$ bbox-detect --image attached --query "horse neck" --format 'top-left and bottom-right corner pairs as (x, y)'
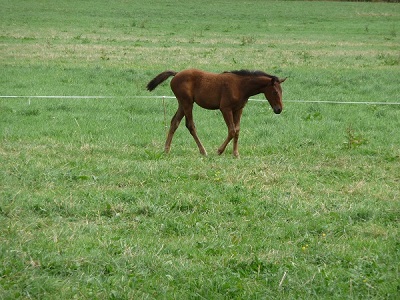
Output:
(242, 76), (272, 97)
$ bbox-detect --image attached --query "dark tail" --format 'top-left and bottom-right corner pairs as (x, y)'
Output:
(146, 70), (177, 91)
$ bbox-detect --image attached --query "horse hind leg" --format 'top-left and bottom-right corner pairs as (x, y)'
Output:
(183, 104), (207, 156)
(165, 106), (184, 153)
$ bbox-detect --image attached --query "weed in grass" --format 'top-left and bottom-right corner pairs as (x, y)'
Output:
(240, 35), (256, 46)
(377, 53), (400, 66)
(344, 126), (368, 149)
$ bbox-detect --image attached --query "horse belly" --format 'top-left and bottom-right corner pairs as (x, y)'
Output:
(194, 79), (223, 109)
(195, 94), (221, 110)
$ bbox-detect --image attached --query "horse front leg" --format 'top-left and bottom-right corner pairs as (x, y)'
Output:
(232, 109), (243, 158)
(218, 109), (237, 157)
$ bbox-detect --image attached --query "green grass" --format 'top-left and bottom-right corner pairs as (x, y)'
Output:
(1, 0), (400, 299)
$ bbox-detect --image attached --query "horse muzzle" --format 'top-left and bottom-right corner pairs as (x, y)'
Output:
(273, 107), (282, 114)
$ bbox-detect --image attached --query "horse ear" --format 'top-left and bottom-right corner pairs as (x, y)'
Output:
(279, 77), (287, 84)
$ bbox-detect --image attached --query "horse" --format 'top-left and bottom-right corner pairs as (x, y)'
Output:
(146, 68), (286, 157)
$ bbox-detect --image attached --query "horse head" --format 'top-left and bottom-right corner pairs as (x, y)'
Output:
(264, 77), (287, 114)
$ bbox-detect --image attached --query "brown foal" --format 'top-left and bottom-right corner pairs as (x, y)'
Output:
(147, 68), (286, 157)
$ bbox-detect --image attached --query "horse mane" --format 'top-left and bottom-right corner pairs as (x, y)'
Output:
(224, 69), (279, 81)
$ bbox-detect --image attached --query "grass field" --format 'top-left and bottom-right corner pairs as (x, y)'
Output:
(1, 0), (400, 299)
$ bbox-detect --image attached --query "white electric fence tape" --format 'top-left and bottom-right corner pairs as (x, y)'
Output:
(1, 95), (400, 105)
